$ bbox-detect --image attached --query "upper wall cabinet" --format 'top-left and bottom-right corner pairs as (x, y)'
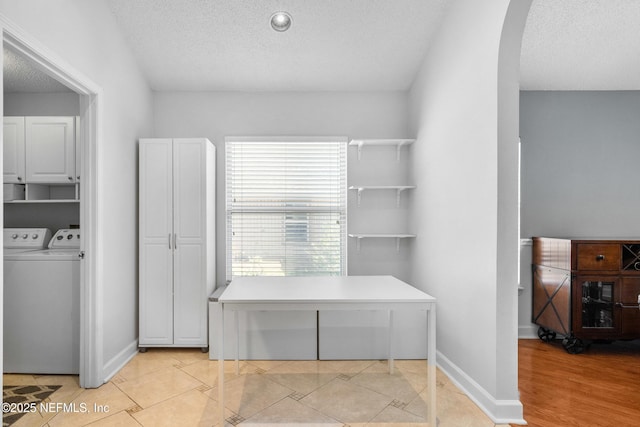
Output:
(25, 117), (76, 183)
(3, 116), (76, 185)
(3, 117), (26, 183)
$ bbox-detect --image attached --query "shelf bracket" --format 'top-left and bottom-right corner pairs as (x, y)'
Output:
(356, 141), (364, 161)
(396, 188), (405, 207)
(356, 236), (362, 252)
(396, 237), (400, 252)
(356, 188), (363, 206)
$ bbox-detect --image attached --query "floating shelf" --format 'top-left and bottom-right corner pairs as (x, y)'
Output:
(348, 233), (416, 252)
(348, 185), (416, 207)
(349, 139), (415, 161)
(4, 199), (79, 204)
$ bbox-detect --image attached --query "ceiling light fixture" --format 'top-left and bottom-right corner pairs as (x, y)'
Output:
(270, 11), (292, 32)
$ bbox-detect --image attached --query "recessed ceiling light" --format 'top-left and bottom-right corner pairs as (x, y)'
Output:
(270, 11), (292, 32)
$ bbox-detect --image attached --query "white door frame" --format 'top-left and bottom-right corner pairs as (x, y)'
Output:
(0, 17), (103, 388)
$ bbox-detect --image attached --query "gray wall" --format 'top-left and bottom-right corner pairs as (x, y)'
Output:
(4, 92), (79, 116)
(521, 91), (640, 238)
(519, 90), (640, 336)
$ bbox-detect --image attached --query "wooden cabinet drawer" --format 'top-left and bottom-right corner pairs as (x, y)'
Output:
(576, 244), (619, 271)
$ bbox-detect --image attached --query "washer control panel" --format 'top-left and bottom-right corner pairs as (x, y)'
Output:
(3, 228), (51, 249)
(49, 229), (81, 249)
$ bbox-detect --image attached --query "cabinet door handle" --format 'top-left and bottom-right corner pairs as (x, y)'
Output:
(174, 233), (177, 250)
(595, 254), (605, 261)
(168, 233), (172, 249)
(615, 302), (640, 310)
(17, 176), (22, 181)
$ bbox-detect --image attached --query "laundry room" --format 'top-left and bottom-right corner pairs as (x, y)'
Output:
(2, 43), (82, 375)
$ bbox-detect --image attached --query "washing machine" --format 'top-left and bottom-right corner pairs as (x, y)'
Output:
(3, 228), (80, 374)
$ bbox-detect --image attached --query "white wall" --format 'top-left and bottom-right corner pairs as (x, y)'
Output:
(0, 0), (154, 384)
(153, 91), (425, 359)
(153, 91), (410, 286)
(408, 0), (530, 423)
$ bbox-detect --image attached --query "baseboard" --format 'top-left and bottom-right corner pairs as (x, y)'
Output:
(101, 339), (138, 383)
(437, 351), (526, 425)
(518, 325), (538, 339)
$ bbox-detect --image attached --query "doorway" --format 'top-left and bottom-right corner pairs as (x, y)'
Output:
(1, 27), (101, 388)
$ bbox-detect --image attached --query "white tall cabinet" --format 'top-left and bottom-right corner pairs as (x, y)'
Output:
(139, 138), (216, 350)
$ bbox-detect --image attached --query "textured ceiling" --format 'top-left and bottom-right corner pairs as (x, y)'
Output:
(521, 0), (640, 90)
(4, 1), (640, 93)
(105, 0), (448, 91)
(3, 47), (71, 93)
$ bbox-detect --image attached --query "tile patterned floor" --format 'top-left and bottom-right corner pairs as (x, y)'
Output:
(3, 349), (510, 427)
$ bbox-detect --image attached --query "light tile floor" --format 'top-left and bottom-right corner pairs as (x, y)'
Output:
(4, 349), (511, 427)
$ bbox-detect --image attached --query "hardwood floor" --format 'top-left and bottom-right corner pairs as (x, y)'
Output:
(513, 338), (640, 427)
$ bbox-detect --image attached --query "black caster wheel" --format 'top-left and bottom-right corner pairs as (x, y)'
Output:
(537, 327), (557, 343)
(139, 347), (148, 353)
(201, 347), (208, 353)
(562, 336), (586, 354)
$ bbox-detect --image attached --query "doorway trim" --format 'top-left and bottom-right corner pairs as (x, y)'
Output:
(0, 15), (103, 388)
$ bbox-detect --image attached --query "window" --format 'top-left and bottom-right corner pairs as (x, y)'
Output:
(226, 137), (347, 278)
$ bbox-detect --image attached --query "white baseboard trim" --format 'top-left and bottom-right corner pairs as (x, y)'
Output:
(101, 340), (138, 383)
(518, 325), (538, 339)
(437, 350), (526, 425)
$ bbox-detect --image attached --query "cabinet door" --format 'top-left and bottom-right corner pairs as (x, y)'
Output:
(25, 117), (75, 183)
(75, 116), (81, 182)
(173, 139), (207, 346)
(619, 277), (640, 338)
(573, 276), (621, 339)
(3, 117), (26, 183)
(139, 139), (174, 345)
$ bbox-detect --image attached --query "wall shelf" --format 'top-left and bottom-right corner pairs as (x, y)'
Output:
(348, 185), (416, 207)
(5, 200), (79, 204)
(348, 233), (416, 252)
(3, 182), (79, 203)
(349, 139), (415, 161)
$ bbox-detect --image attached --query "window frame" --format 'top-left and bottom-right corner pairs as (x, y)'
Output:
(225, 136), (348, 280)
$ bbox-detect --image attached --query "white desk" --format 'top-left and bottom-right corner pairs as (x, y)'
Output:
(215, 275), (437, 426)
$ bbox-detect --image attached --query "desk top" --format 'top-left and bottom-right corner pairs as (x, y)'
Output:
(218, 275), (435, 304)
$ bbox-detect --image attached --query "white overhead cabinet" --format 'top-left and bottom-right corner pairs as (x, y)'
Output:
(3, 117), (26, 183)
(25, 116), (76, 183)
(139, 138), (216, 349)
(3, 116), (80, 202)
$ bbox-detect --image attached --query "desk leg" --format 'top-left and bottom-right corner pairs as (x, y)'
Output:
(427, 305), (437, 426)
(388, 309), (394, 374)
(234, 310), (240, 375)
(217, 303), (225, 427)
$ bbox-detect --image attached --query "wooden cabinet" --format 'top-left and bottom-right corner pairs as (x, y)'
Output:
(533, 237), (640, 353)
(139, 138), (216, 349)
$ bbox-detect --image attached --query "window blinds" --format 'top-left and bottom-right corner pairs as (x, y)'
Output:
(226, 137), (347, 279)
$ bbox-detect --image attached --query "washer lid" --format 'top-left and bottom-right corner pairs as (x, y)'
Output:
(6, 249), (80, 261)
